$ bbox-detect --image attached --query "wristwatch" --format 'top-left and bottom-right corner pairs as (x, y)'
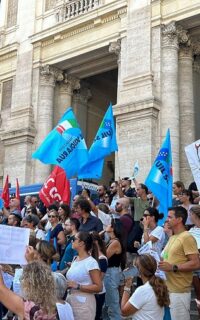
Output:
(76, 284), (81, 290)
(172, 265), (178, 272)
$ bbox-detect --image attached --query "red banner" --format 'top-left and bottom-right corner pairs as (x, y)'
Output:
(39, 166), (70, 207)
(2, 175), (10, 208)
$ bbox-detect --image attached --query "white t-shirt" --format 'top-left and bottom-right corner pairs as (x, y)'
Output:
(66, 256), (99, 285)
(142, 226), (165, 256)
(129, 281), (164, 320)
(189, 226), (200, 249)
(35, 228), (45, 240)
(56, 302), (74, 320)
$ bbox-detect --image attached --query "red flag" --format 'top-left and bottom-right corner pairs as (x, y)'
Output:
(39, 166), (70, 207)
(16, 178), (21, 209)
(1, 175), (10, 208)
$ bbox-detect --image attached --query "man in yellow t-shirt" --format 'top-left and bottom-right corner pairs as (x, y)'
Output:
(159, 206), (200, 320)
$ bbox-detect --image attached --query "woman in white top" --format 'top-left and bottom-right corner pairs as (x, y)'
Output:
(121, 254), (170, 320)
(66, 231), (102, 320)
(141, 207), (165, 256)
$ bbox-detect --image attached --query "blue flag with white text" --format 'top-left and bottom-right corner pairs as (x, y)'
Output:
(145, 129), (173, 223)
(78, 103), (118, 179)
(32, 108), (88, 178)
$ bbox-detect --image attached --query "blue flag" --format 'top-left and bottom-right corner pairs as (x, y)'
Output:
(32, 108), (88, 178)
(78, 103), (118, 179)
(145, 129), (173, 223)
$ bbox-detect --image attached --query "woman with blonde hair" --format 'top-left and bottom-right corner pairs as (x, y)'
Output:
(0, 261), (57, 319)
(121, 254), (170, 319)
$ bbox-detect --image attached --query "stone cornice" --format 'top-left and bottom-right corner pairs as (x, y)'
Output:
(0, 42), (19, 62)
(113, 98), (160, 120)
(31, 0), (127, 47)
(1, 128), (36, 145)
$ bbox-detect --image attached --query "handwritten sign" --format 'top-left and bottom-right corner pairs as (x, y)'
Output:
(0, 225), (30, 265)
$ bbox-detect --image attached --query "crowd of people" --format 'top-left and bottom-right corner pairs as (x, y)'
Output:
(0, 177), (200, 320)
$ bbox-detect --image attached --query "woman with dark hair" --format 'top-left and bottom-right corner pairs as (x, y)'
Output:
(179, 189), (195, 226)
(26, 240), (60, 266)
(140, 207), (165, 257)
(91, 231), (108, 320)
(58, 204), (71, 226)
(103, 219), (126, 320)
(66, 231), (102, 320)
(121, 254), (170, 319)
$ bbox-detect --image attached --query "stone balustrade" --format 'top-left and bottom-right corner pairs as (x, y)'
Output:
(64, 0), (101, 20)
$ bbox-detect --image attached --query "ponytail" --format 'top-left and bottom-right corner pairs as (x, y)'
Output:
(149, 275), (170, 307)
(91, 241), (99, 262)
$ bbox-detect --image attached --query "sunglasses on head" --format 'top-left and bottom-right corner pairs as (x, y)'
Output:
(143, 213), (150, 217)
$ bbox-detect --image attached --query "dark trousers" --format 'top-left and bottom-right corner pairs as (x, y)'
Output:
(95, 293), (105, 320)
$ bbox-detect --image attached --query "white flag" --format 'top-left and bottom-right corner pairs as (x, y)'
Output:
(185, 139), (200, 191)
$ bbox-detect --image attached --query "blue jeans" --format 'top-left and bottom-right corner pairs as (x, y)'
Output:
(103, 267), (122, 320)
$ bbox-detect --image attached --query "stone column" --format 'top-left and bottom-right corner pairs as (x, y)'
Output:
(54, 75), (80, 125)
(161, 22), (179, 180)
(34, 65), (60, 183)
(192, 41), (200, 141)
(178, 28), (195, 185)
(72, 82), (91, 139)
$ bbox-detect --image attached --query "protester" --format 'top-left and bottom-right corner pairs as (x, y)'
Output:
(172, 181), (185, 206)
(115, 197), (133, 245)
(121, 254), (170, 319)
(26, 240), (60, 266)
(21, 195), (31, 218)
(59, 218), (79, 272)
(46, 209), (65, 255)
(159, 206), (200, 320)
(91, 231), (108, 320)
(53, 272), (74, 320)
(58, 204), (71, 226)
(0, 261), (57, 319)
(103, 219), (126, 320)
(129, 183), (149, 222)
(66, 231), (102, 320)
(76, 199), (103, 232)
(109, 181), (120, 213)
(179, 189), (195, 226)
(120, 177), (137, 197)
(140, 207), (165, 256)
(94, 185), (107, 205)
(22, 214), (45, 240)
(7, 213), (22, 227)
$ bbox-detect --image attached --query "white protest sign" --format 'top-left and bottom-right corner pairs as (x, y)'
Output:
(185, 139), (200, 191)
(0, 225), (30, 265)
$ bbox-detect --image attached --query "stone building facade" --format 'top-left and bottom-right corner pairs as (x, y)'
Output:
(0, 0), (200, 187)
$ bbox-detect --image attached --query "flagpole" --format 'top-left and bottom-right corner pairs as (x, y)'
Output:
(116, 152), (121, 179)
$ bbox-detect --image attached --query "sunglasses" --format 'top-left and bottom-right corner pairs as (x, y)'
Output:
(72, 237), (79, 242)
(48, 215), (56, 218)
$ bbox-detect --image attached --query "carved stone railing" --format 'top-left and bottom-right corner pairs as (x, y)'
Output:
(64, 0), (101, 20)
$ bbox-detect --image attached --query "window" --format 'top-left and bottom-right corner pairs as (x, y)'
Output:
(7, 0), (18, 28)
(1, 80), (13, 110)
(45, 0), (55, 12)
